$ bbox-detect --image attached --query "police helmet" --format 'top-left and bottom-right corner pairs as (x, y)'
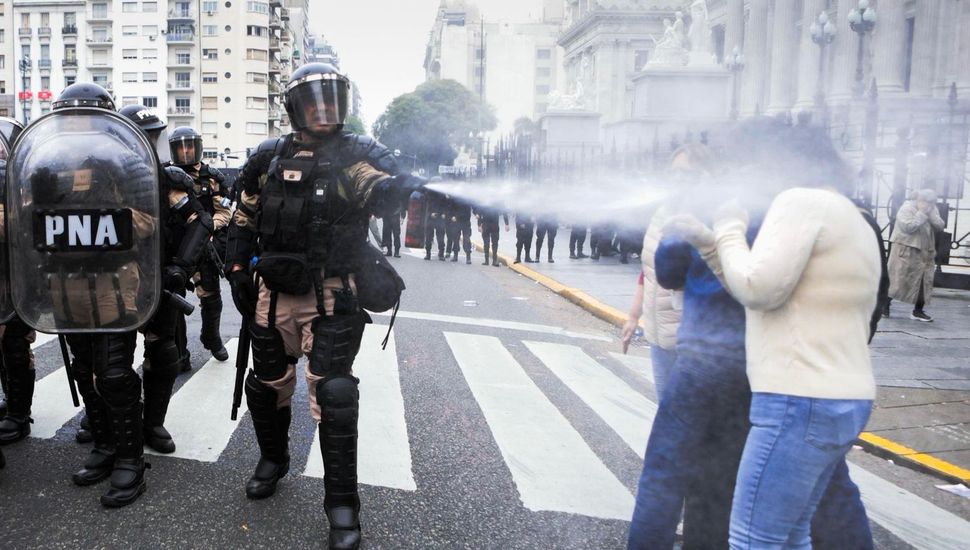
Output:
(284, 62), (350, 135)
(169, 126), (203, 166)
(0, 116), (25, 145)
(119, 104), (167, 133)
(52, 82), (115, 111)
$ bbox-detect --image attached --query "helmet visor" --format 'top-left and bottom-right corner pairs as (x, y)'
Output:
(288, 78), (349, 129)
(170, 135), (202, 165)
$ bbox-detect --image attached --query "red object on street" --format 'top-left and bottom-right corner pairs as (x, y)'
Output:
(404, 190), (428, 249)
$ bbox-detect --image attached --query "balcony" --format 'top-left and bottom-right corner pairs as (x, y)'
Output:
(38, 27), (52, 37)
(280, 8), (289, 21)
(268, 82), (282, 96)
(168, 107), (195, 117)
(168, 9), (193, 20)
(87, 11), (112, 21)
(268, 108), (281, 121)
(168, 58), (195, 67)
(62, 58), (78, 68)
(167, 81), (195, 91)
(269, 14), (282, 30)
(269, 0), (282, 6)
(18, 28), (31, 37)
(166, 33), (195, 43)
(62, 24), (78, 35)
(86, 37), (113, 45)
(38, 59), (52, 69)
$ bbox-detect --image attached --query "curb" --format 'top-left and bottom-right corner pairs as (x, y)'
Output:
(475, 240), (970, 487)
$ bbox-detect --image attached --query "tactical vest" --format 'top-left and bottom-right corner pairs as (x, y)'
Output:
(193, 163), (220, 215)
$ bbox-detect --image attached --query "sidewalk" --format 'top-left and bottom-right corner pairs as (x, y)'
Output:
(471, 225), (970, 485)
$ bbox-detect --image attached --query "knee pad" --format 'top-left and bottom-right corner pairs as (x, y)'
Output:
(94, 334), (138, 405)
(250, 323), (290, 381)
(244, 370), (278, 412)
(144, 337), (182, 378)
(199, 262), (221, 293)
(308, 314), (365, 379)
(1, 319), (33, 371)
(316, 375), (359, 430)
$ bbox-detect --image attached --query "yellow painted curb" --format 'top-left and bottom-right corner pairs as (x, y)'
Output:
(858, 432), (970, 484)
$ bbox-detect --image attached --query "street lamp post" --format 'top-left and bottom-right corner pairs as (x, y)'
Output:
(725, 46), (745, 121)
(848, 0), (877, 99)
(810, 11), (836, 127)
(18, 54), (30, 125)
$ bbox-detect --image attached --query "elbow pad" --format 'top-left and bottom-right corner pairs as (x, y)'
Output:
(224, 221), (257, 273)
(164, 165), (196, 192)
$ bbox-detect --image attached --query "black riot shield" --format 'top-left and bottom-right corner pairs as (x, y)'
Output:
(6, 108), (162, 333)
(0, 133), (14, 323)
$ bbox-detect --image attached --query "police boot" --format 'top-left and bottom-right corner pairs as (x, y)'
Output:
(525, 250), (535, 263)
(438, 250), (446, 261)
(100, 401), (149, 507)
(142, 359), (178, 454)
(75, 414), (94, 444)
(72, 404), (116, 486)
(424, 250), (431, 261)
(451, 249), (459, 262)
(535, 244), (542, 262)
(548, 247), (555, 264)
(0, 364), (35, 444)
(384, 247), (392, 257)
(393, 248), (400, 258)
(245, 373), (290, 499)
(514, 246), (522, 264)
(466, 252), (472, 264)
(318, 377), (362, 550)
(482, 248), (490, 265)
(200, 295), (230, 361)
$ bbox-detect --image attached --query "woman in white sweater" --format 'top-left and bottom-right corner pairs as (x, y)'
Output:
(703, 124), (881, 548)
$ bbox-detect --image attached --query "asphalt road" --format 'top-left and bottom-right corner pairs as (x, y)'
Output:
(0, 246), (968, 549)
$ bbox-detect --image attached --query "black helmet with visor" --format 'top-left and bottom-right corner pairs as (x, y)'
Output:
(284, 62), (350, 135)
(52, 82), (116, 111)
(168, 126), (203, 166)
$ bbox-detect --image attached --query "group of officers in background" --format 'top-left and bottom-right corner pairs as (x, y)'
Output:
(0, 60), (435, 550)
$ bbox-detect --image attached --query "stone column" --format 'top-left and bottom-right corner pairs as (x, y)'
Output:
(795, 0), (828, 108)
(959, 0), (970, 96)
(870, 0), (909, 95)
(829, 9), (857, 104)
(932, 0), (958, 94)
(741, 0), (770, 115)
(909, 0), (942, 97)
(723, 0), (745, 57)
(767, 0), (799, 113)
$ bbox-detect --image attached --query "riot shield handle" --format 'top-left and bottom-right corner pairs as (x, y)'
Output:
(57, 335), (80, 408)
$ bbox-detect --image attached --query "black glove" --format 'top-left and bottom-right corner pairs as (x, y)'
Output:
(227, 269), (258, 318)
(163, 265), (188, 292)
(208, 165), (226, 184)
(164, 165), (196, 191)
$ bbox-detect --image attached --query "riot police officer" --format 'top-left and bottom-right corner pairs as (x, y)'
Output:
(7, 83), (163, 506)
(169, 127), (231, 362)
(475, 204), (508, 266)
(514, 211), (536, 264)
(424, 186), (448, 261)
(225, 62), (430, 550)
(380, 209), (404, 258)
(534, 214), (558, 263)
(119, 105), (212, 454)
(0, 117), (39, 449)
(448, 193), (473, 264)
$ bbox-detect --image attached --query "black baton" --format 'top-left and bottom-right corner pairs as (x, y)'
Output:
(57, 335), (80, 408)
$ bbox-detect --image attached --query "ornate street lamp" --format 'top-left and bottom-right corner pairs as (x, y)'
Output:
(18, 54), (31, 125)
(848, 0), (876, 99)
(726, 46), (745, 121)
(810, 11), (836, 126)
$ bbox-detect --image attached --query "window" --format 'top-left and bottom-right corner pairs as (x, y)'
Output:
(247, 1), (268, 14)
(246, 49), (267, 61)
(203, 150), (219, 160)
(143, 2), (158, 12)
(177, 52), (191, 64)
(122, 72), (138, 83)
(247, 122), (267, 134)
(122, 96), (139, 106)
(203, 25), (218, 36)
(536, 67), (551, 78)
(202, 96), (218, 109)
(202, 122), (218, 134)
(143, 26), (158, 36)
(64, 12), (76, 26)
(92, 27), (108, 41)
(247, 97), (267, 109)
(40, 45), (50, 60)
(0, 81), (5, 94)
(143, 48), (158, 59)
(536, 49), (551, 60)
(23, 77), (31, 89)
(65, 75), (76, 86)
(175, 1), (190, 16)
(535, 84), (550, 95)
(203, 48), (218, 60)
(142, 72), (157, 82)
(246, 72), (267, 83)
(21, 45), (30, 58)
(92, 49), (109, 66)
(122, 26), (138, 37)
(903, 17), (915, 93)
(41, 76), (50, 90)
(246, 26), (266, 37)
(175, 72), (192, 88)
(64, 46), (77, 61)
(20, 13), (30, 28)
(143, 97), (158, 108)
(475, 49), (483, 60)
(123, 49), (138, 59)
(202, 72), (218, 83)
(175, 98), (191, 112)
(0, 30), (5, 43)
(122, 2), (138, 13)
(92, 74), (109, 85)
(0, 56), (4, 70)
(203, 1), (218, 13)
(92, 3), (108, 18)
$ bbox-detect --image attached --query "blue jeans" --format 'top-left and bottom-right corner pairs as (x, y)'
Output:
(811, 458), (874, 550)
(649, 346), (677, 401)
(729, 393), (873, 550)
(628, 352), (750, 550)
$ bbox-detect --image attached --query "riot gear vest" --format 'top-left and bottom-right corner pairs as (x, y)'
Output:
(192, 163), (223, 215)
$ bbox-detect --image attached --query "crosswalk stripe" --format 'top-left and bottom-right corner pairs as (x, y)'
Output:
(30, 335), (146, 439)
(145, 338), (248, 461)
(609, 351), (655, 385)
(445, 332), (634, 520)
(372, 310), (612, 342)
(849, 463), (970, 549)
(526, 341), (655, 457)
(304, 325), (417, 491)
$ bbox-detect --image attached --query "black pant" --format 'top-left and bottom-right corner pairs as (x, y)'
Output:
(535, 223), (557, 257)
(482, 223), (500, 257)
(381, 214), (401, 252)
(570, 226), (587, 254)
(425, 215), (445, 255)
(452, 221), (472, 255)
(515, 223), (534, 258)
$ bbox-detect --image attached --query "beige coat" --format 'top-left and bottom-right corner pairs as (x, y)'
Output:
(641, 205), (683, 350)
(888, 200), (944, 305)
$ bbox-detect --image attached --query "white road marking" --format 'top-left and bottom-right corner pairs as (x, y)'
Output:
(31, 332), (58, 350)
(526, 341), (655, 457)
(445, 332), (634, 520)
(145, 338), (249, 461)
(304, 326), (416, 491)
(371, 309), (612, 342)
(609, 351), (655, 385)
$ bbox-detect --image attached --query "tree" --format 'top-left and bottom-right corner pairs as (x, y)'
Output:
(344, 114), (366, 135)
(373, 79), (496, 171)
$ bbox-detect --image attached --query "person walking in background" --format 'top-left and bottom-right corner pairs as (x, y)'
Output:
(888, 189), (944, 322)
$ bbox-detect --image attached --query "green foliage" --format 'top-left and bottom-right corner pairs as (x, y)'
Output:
(344, 114), (366, 135)
(373, 79), (496, 169)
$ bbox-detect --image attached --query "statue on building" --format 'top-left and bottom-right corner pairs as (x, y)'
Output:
(687, 0), (715, 65)
(648, 12), (688, 66)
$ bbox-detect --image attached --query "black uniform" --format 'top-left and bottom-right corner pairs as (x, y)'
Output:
(475, 206), (508, 266)
(514, 212), (536, 264)
(380, 210), (404, 257)
(569, 224), (588, 258)
(424, 192), (448, 260)
(534, 214), (559, 263)
(447, 196), (473, 263)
